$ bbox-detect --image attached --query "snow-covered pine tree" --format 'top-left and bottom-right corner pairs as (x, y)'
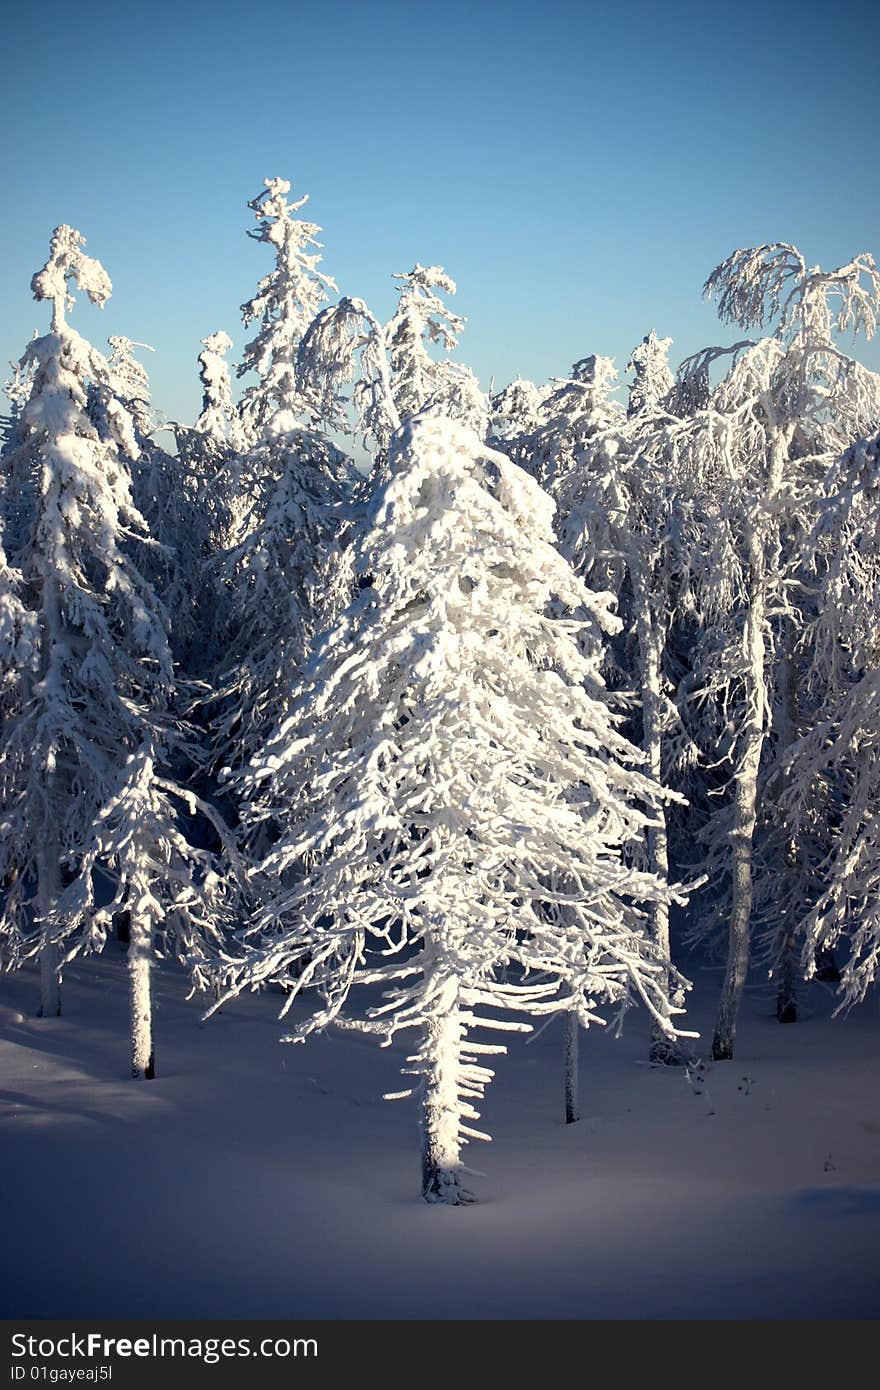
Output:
(213, 412), (692, 1203)
(189, 182), (363, 772)
(211, 425), (358, 782)
(488, 377), (549, 446)
(0, 225), (133, 1014)
(45, 741), (235, 1076)
(106, 336), (155, 441)
(194, 331), (242, 448)
(386, 264), (487, 433)
(387, 265), (463, 421)
(0, 226), (232, 1067)
(297, 295), (402, 459)
(174, 329), (247, 549)
(236, 177), (337, 445)
(627, 330), (674, 418)
(517, 354), (623, 489)
(167, 329), (254, 671)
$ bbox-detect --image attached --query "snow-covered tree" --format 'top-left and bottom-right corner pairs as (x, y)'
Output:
(385, 264), (487, 432)
(786, 430), (880, 1010)
(517, 354), (623, 490)
(161, 330), (253, 668)
(192, 267), (361, 782)
(542, 345), (706, 1063)
(237, 178), (337, 443)
(106, 336), (155, 441)
(627, 331), (674, 418)
(488, 377), (548, 445)
(297, 296), (401, 458)
(682, 245), (880, 1056)
(212, 413), (691, 1203)
(298, 268), (488, 461)
(387, 265), (463, 420)
(173, 330), (247, 564)
(45, 741), (235, 1076)
(0, 227), (230, 1063)
(193, 330), (246, 453)
(211, 426), (357, 780)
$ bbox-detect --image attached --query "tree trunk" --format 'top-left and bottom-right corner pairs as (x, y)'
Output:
(129, 915), (155, 1079)
(421, 997), (471, 1204)
(772, 649), (799, 1024)
(564, 1012), (579, 1123)
(713, 422), (793, 1060)
(713, 537), (766, 1061)
(633, 561), (681, 1065)
(776, 928), (798, 1023)
(39, 942), (62, 1018)
(36, 839), (61, 1018)
(36, 575), (63, 1019)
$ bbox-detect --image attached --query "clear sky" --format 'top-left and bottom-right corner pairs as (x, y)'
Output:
(2, 0), (878, 431)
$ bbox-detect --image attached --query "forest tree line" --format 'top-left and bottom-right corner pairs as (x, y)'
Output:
(2, 178), (879, 1202)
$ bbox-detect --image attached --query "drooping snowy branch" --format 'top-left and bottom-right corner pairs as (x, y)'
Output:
(297, 296), (401, 455)
(297, 266), (488, 460)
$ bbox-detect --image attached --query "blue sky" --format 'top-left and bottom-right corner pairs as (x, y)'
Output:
(2, 0), (878, 431)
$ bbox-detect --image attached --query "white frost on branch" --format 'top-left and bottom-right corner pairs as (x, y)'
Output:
(0, 227), (234, 1053)
(214, 413), (692, 1202)
(237, 178), (338, 443)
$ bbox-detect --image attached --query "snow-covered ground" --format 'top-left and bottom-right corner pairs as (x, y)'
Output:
(1, 945), (879, 1319)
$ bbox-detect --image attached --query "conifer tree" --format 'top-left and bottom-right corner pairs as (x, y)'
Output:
(627, 330), (674, 418)
(213, 414), (691, 1202)
(237, 178), (337, 444)
(0, 226), (231, 1068)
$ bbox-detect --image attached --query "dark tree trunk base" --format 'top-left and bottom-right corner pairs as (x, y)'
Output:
(777, 1000), (797, 1024)
(422, 1166), (476, 1205)
(422, 1184), (476, 1206)
(814, 949), (841, 983)
(649, 1036), (686, 1066)
(133, 1052), (156, 1080)
(712, 1035), (733, 1061)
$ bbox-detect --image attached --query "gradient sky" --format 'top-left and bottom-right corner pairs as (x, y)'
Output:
(2, 0), (878, 433)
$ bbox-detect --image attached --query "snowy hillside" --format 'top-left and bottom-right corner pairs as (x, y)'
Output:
(1, 949), (878, 1319)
